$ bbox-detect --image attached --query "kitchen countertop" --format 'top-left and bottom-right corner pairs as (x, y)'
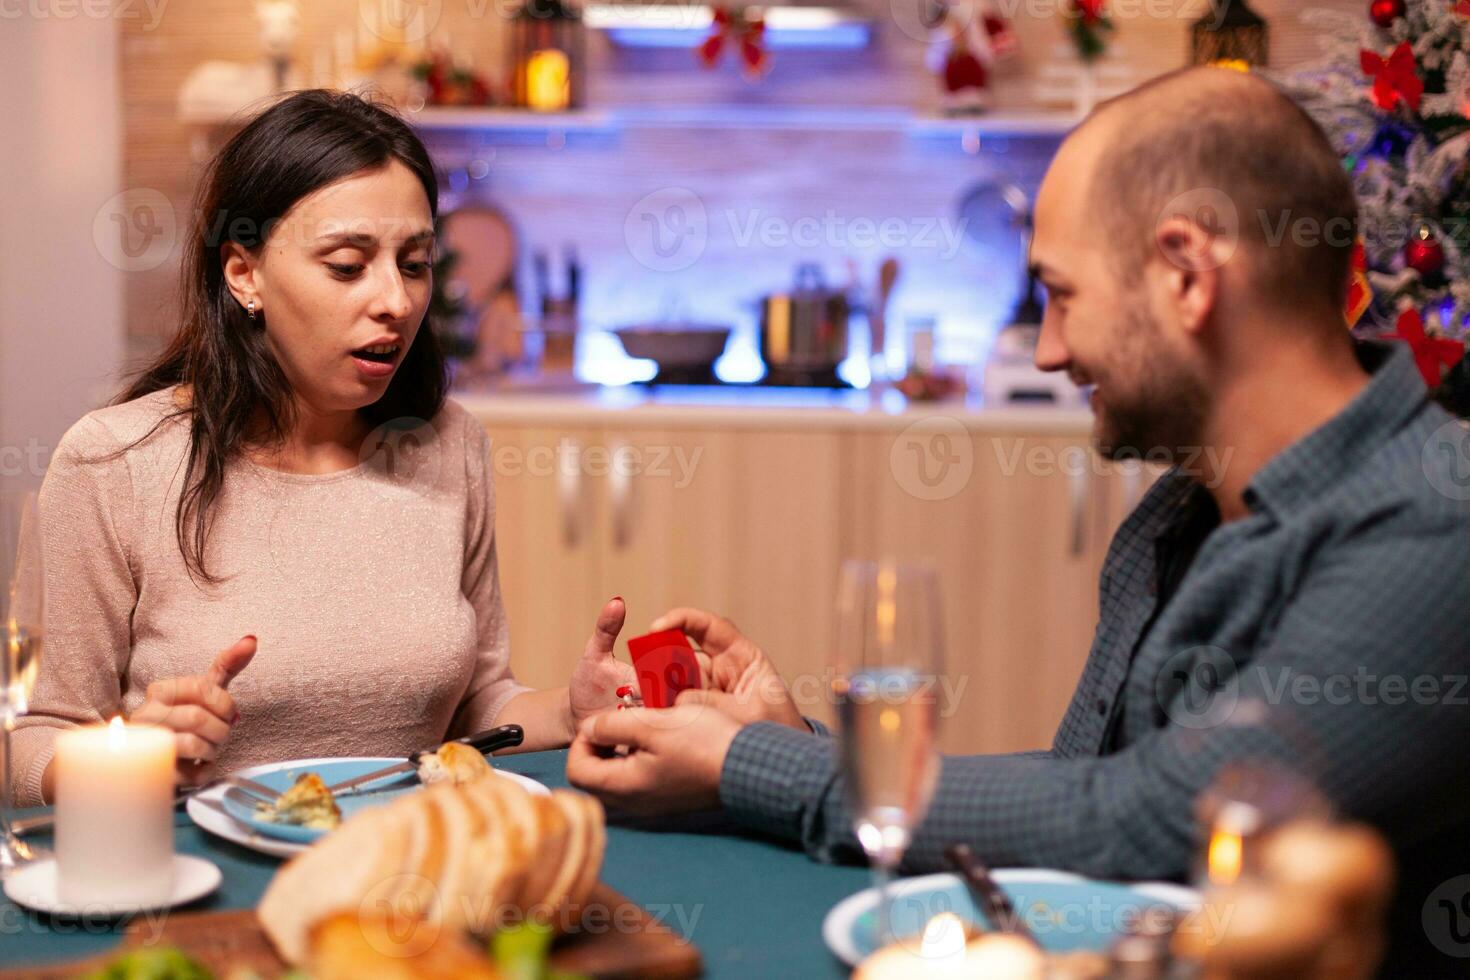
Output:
(452, 381), (1095, 433)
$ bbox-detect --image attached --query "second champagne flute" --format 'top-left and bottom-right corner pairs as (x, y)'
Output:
(832, 559), (943, 947)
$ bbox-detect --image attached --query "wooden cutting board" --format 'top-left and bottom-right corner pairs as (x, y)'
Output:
(0, 883), (702, 980)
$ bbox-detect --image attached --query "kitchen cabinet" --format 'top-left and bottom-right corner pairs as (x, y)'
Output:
(483, 423), (607, 692)
(845, 428), (1145, 754)
(468, 392), (1151, 755)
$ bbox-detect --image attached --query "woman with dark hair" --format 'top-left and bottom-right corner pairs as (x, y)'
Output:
(10, 90), (631, 806)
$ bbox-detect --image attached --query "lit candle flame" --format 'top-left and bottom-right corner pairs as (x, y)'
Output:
(1208, 827), (1243, 885)
(107, 715), (126, 752)
(920, 911), (967, 962)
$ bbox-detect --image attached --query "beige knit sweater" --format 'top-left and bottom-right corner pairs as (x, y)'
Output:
(11, 388), (529, 807)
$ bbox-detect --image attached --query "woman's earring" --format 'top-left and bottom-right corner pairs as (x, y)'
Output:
(247, 299), (258, 321)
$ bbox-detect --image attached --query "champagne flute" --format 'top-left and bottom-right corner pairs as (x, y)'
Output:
(1, 490), (48, 876)
(832, 559), (943, 948)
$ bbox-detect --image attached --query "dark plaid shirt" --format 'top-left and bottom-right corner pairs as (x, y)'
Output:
(719, 342), (1470, 974)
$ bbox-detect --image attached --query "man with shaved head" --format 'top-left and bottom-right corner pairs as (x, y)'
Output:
(1035, 67), (1366, 491)
(568, 68), (1470, 975)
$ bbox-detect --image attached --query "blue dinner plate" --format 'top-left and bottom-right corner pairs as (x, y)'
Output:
(822, 869), (1200, 966)
(218, 756), (547, 845)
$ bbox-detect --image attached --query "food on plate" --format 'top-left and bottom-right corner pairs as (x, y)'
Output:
(417, 740), (495, 786)
(253, 771), (342, 831)
(258, 774), (605, 967)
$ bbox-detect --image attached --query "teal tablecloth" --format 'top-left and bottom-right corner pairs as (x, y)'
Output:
(0, 751), (869, 978)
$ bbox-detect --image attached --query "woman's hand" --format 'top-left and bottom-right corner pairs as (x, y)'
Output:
(129, 635), (257, 787)
(650, 608), (808, 732)
(568, 598), (635, 726)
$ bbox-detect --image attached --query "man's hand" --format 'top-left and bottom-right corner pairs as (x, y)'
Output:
(650, 608), (807, 731)
(566, 702), (741, 815)
(129, 634), (256, 786)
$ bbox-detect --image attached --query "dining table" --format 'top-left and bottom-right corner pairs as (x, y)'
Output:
(0, 749), (870, 978)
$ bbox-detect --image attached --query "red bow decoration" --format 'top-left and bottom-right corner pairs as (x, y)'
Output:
(1361, 41), (1423, 113)
(1345, 239), (1373, 328)
(1386, 307), (1464, 387)
(698, 6), (768, 78)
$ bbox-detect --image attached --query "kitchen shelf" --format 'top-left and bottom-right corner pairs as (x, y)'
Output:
(908, 111), (1082, 138)
(407, 106), (619, 134)
(583, 3), (873, 50)
(407, 104), (1078, 138)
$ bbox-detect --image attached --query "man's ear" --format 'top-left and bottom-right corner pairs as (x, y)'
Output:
(1153, 214), (1228, 336)
(220, 242), (259, 314)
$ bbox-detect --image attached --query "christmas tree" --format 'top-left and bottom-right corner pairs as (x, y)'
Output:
(1277, 0), (1470, 400)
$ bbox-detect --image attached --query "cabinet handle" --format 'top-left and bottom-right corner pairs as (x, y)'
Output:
(1068, 452), (1089, 558)
(609, 439), (634, 551)
(558, 436), (582, 548)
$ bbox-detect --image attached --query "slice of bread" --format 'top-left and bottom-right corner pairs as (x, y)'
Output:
(565, 792), (606, 918)
(459, 776), (530, 934)
(481, 776), (541, 911)
(258, 805), (410, 964)
(389, 791), (449, 925)
(425, 785), (487, 933)
(539, 791), (591, 931)
(517, 793), (570, 924)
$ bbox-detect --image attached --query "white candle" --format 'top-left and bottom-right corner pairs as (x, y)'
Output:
(55, 717), (175, 908)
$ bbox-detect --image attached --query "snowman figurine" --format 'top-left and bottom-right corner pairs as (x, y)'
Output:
(256, 0), (300, 92)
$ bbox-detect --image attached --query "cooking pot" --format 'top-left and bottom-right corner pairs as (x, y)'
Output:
(758, 264), (851, 373)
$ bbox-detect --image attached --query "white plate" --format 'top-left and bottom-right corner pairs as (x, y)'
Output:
(822, 868), (1201, 967)
(4, 854), (221, 917)
(186, 756), (548, 859)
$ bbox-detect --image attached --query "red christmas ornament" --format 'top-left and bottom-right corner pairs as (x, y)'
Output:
(1361, 41), (1423, 112)
(1458, 0), (1470, 17)
(1386, 307), (1464, 387)
(1404, 229), (1446, 278)
(1369, 0), (1404, 28)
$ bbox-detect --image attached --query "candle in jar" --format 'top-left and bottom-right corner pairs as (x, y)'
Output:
(55, 717), (175, 907)
(525, 49), (571, 111)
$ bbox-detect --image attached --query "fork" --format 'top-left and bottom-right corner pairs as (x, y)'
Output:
(11, 774), (279, 838)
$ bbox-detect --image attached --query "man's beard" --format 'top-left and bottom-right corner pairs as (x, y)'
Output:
(1089, 308), (1208, 464)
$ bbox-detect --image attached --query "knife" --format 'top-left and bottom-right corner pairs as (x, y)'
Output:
(325, 724), (524, 797)
(945, 843), (1038, 944)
